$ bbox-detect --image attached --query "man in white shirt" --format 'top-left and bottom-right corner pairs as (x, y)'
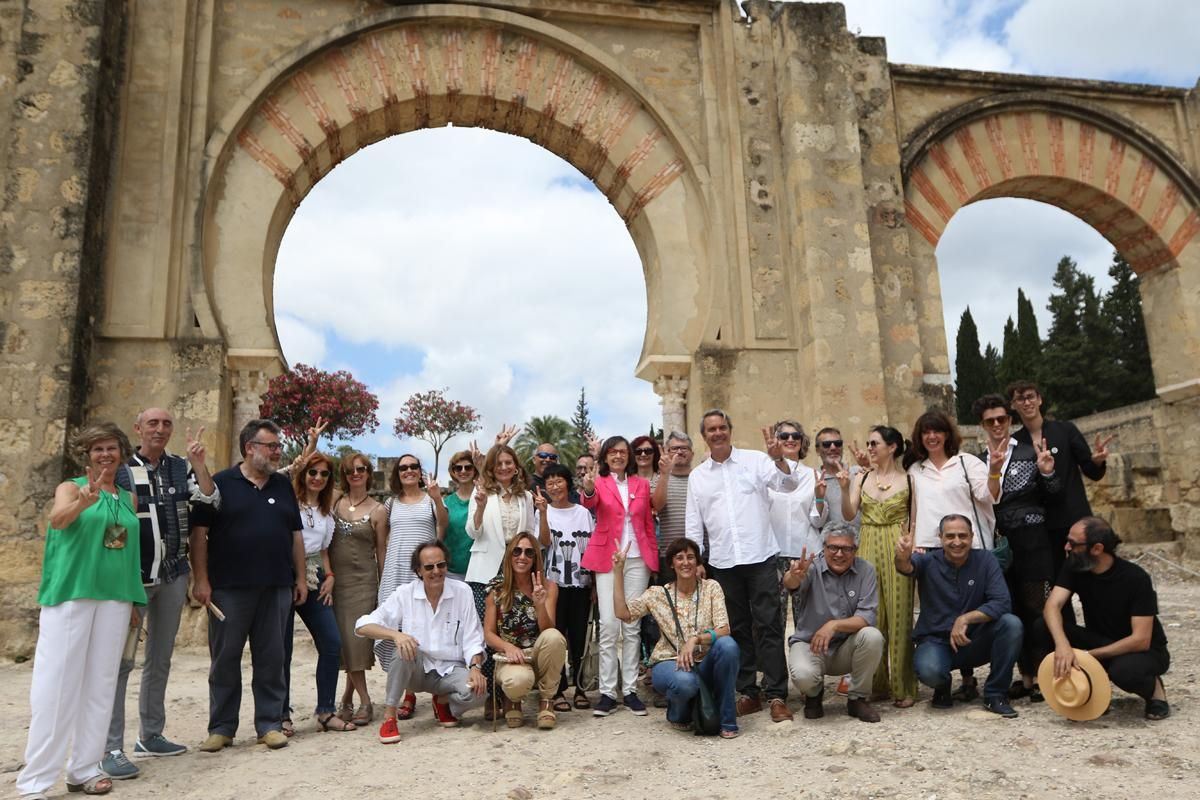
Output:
(685, 409), (799, 722)
(356, 542), (486, 743)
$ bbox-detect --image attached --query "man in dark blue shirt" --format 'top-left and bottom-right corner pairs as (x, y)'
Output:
(190, 419), (306, 752)
(896, 514), (1022, 718)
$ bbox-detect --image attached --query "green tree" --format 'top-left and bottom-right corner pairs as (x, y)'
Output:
(996, 315), (1019, 391)
(953, 307), (989, 422)
(570, 387), (594, 446)
(513, 415), (582, 472)
(1103, 252), (1156, 406)
(1041, 257), (1117, 418)
(983, 343), (1000, 396)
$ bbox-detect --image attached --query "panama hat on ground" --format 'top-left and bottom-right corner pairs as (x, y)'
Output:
(1037, 649), (1112, 721)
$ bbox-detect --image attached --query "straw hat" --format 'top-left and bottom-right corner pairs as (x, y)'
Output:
(1037, 649), (1112, 721)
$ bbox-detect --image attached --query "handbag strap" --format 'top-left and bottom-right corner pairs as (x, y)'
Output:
(958, 457), (985, 548)
(661, 583), (702, 657)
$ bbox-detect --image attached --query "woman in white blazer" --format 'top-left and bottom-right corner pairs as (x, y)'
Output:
(466, 444), (536, 708)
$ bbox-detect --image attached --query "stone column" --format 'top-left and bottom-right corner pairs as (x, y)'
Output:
(227, 352), (283, 458)
(654, 376), (689, 437)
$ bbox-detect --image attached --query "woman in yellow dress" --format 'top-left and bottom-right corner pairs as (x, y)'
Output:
(839, 425), (916, 707)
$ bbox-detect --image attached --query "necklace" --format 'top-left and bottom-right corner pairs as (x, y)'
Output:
(347, 493), (369, 513)
(874, 470), (897, 492)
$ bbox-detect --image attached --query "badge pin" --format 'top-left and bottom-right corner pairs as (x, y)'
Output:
(167, 486), (176, 495)
(1051, 447), (1059, 454)
(848, 590), (856, 597)
(268, 498), (276, 504)
(968, 579), (975, 586)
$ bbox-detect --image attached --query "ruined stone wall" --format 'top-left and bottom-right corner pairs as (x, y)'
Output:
(0, 0), (127, 658)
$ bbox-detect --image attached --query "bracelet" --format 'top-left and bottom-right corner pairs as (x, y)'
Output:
(325, 571), (334, 578)
(705, 628), (717, 644)
(469, 663), (482, 670)
(988, 473), (1001, 479)
(814, 497), (825, 504)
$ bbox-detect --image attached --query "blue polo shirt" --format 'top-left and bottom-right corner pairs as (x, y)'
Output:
(906, 549), (1011, 643)
(192, 465), (302, 589)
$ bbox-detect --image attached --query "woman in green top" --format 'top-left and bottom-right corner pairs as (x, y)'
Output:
(18, 422), (146, 799)
(443, 449), (478, 580)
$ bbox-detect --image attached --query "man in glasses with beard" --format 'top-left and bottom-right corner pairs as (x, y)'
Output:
(1037, 517), (1171, 720)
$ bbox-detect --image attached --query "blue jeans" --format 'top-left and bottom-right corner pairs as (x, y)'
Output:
(284, 575), (343, 715)
(913, 613), (1023, 700)
(650, 636), (740, 732)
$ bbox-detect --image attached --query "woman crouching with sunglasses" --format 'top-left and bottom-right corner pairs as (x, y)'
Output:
(285, 452), (355, 733)
(484, 534), (568, 729)
(612, 538), (739, 738)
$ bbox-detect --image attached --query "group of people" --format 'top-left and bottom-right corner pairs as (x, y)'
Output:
(16, 380), (1174, 798)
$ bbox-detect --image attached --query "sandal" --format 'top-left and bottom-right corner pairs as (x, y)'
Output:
(281, 718), (294, 738)
(552, 694), (572, 712)
(337, 701), (355, 722)
(66, 776), (113, 795)
(893, 697), (915, 708)
(352, 701), (373, 725)
(719, 729), (740, 739)
(573, 689), (591, 709)
(317, 712), (357, 732)
(1145, 679), (1170, 720)
(397, 692), (417, 721)
(537, 700), (557, 730)
(505, 700), (524, 728)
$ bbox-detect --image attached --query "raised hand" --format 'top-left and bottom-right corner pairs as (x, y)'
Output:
(185, 426), (207, 467)
(473, 479), (488, 508)
(469, 439), (484, 470)
(1091, 433), (1114, 464)
(1034, 438), (1055, 475)
(895, 530), (914, 560)
(763, 427), (784, 461)
(531, 570), (548, 607)
(586, 433), (602, 458)
(611, 541), (630, 571)
(988, 441), (1006, 475)
(582, 461), (598, 495)
(494, 424), (518, 447)
(848, 440), (870, 468)
(532, 487), (548, 514)
(658, 451), (672, 476)
(78, 465), (110, 507)
(814, 469), (827, 500)
(425, 473), (442, 501)
(787, 548), (815, 583)
(835, 466), (851, 490)
(307, 416), (329, 445)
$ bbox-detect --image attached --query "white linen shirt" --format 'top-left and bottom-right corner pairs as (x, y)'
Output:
(907, 453), (996, 550)
(769, 462), (827, 558)
(355, 577), (484, 677)
(685, 447), (800, 569)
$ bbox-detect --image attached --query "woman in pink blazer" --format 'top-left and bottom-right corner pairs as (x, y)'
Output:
(579, 436), (659, 716)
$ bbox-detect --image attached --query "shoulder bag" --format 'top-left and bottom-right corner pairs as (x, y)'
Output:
(662, 584), (720, 736)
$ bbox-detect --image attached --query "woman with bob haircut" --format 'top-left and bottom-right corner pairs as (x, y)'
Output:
(578, 435), (658, 717)
(768, 419), (825, 628)
(329, 451), (387, 726)
(18, 422), (146, 798)
(612, 537), (739, 738)
(484, 533), (568, 729)
(282, 451), (355, 733)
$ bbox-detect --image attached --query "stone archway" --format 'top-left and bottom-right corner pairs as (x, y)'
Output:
(198, 5), (715, 450)
(899, 93), (1200, 402)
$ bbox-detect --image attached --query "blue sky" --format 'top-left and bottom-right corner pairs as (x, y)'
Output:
(273, 0), (1200, 468)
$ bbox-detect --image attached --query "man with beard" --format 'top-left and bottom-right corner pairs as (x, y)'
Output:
(190, 419), (307, 751)
(1037, 516), (1170, 720)
(813, 428), (860, 533)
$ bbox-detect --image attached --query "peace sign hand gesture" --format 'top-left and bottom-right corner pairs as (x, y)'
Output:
(494, 424), (518, 447)
(895, 530), (915, 560)
(1034, 438), (1055, 475)
(611, 542), (631, 571)
(1091, 433), (1114, 464)
(532, 487), (548, 514)
(763, 427), (784, 461)
(787, 548), (816, 583)
(473, 479), (489, 508)
(185, 426), (207, 467)
(581, 461), (598, 495)
(531, 570), (548, 607)
(79, 465), (113, 507)
(835, 465), (851, 490)
(586, 434), (603, 458)
(424, 472), (442, 501)
(848, 440), (871, 468)
(988, 441), (1007, 475)
(814, 469), (828, 500)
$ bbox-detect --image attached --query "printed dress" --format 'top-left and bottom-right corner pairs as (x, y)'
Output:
(857, 487), (917, 701)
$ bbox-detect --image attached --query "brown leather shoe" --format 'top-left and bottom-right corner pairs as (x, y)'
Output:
(803, 690), (825, 719)
(847, 697), (881, 723)
(735, 694), (762, 716)
(769, 698), (794, 722)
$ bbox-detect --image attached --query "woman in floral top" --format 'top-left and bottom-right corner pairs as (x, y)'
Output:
(613, 538), (740, 738)
(483, 533), (568, 729)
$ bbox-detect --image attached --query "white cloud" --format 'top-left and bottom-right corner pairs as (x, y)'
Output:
(274, 314), (327, 365)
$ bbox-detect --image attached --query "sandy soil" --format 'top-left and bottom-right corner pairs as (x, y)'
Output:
(3, 560), (1196, 800)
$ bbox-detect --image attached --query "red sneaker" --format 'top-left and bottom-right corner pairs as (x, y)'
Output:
(836, 675), (851, 697)
(378, 717), (401, 744)
(431, 695), (459, 728)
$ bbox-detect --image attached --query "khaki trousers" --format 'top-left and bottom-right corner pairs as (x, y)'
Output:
(495, 629), (568, 701)
(788, 627), (885, 700)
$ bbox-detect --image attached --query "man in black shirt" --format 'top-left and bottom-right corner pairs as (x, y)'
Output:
(190, 419), (307, 750)
(1037, 517), (1170, 720)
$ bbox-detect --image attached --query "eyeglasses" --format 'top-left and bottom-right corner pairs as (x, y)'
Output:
(350, 465), (370, 475)
(981, 416), (1010, 427)
(667, 445), (691, 453)
(535, 452), (558, 461)
(824, 544), (858, 554)
(306, 468), (331, 477)
(634, 447), (656, 456)
(420, 561), (448, 572)
(575, 467), (589, 475)
(776, 432), (805, 442)
(250, 440), (283, 452)
(1013, 392), (1039, 404)
(512, 547), (537, 558)
(451, 464), (475, 473)
(818, 439), (844, 448)
(865, 440), (883, 448)
(1066, 539), (1089, 551)
(396, 464), (421, 473)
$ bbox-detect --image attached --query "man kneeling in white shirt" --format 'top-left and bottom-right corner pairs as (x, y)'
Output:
(356, 541), (487, 742)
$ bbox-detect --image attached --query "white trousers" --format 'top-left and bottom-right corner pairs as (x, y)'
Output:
(594, 556), (649, 698)
(18, 599), (131, 794)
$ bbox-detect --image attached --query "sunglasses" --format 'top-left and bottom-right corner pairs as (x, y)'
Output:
(981, 416), (1010, 427)
(776, 432), (805, 441)
(349, 465), (370, 475)
(306, 468), (331, 477)
(512, 547), (537, 558)
(420, 561), (448, 572)
(818, 440), (844, 448)
(634, 447), (656, 456)
(865, 440), (884, 448)
(451, 464), (475, 473)
(535, 452), (558, 461)
(396, 464), (421, 473)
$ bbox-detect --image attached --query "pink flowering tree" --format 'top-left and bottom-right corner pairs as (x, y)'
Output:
(258, 364), (380, 450)
(393, 388), (482, 478)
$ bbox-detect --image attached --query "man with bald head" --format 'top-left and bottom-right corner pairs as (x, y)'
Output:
(529, 442), (559, 495)
(101, 408), (217, 779)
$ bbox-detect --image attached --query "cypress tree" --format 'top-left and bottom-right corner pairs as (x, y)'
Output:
(1014, 288), (1043, 384)
(996, 315), (1019, 391)
(1042, 257), (1110, 418)
(954, 307), (988, 423)
(1103, 252), (1156, 405)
